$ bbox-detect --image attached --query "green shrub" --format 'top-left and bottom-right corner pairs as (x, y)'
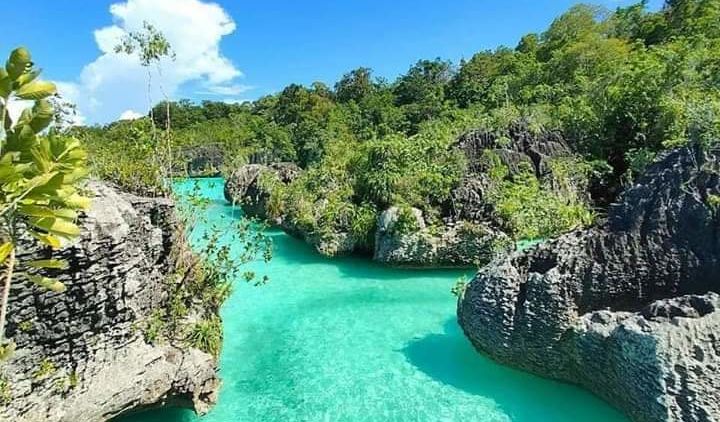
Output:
(185, 317), (222, 358)
(1, 47), (90, 354)
(485, 152), (594, 240)
(143, 310), (166, 344)
(32, 359), (57, 380)
(0, 375), (10, 405)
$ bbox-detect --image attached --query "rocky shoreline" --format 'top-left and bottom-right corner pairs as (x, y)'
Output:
(224, 125), (586, 268)
(0, 182), (219, 422)
(458, 145), (720, 422)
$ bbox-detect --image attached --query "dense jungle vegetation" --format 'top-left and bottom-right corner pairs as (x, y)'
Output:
(75, 0), (720, 242)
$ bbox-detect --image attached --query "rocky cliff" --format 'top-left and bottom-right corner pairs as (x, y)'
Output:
(225, 125), (583, 268)
(374, 206), (511, 267)
(458, 145), (720, 422)
(0, 181), (219, 422)
(224, 162), (301, 223)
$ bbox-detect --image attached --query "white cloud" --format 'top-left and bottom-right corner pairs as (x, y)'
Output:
(222, 98), (252, 105)
(54, 81), (87, 126)
(118, 109), (144, 120)
(5, 98), (32, 123)
(200, 83), (254, 96)
(60, 0), (243, 124)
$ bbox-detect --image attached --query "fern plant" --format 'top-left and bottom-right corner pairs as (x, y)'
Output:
(0, 47), (90, 356)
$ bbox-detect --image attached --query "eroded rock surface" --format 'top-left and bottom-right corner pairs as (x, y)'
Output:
(0, 181), (219, 422)
(374, 206), (511, 267)
(225, 125), (583, 267)
(224, 162), (301, 222)
(458, 146), (720, 422)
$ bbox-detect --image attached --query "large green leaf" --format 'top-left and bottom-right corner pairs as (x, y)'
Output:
(0, 104), (13, 130)
(29, 232), (62, 249)
(27, 259), (68, 270)
(60, 192), (91, 210)
(27, 275), (66, 293)
(15, 68), (41, 87)
(19, 205), (78, 220)
(0, 242), (13, 264)
(6, 47), (32, 80)
(0, 72), (11, 98)
(15, 81), (56, 100)
(30, 217), (81, 238)
(30, 99), (54, 133)
(18, 205), (56, 218)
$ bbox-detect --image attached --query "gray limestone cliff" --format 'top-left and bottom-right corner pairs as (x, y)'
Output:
(224, 162), (301, 223)
(0, 181), (219, 422)
(458, 145), (720, 422)
(224, 124), (582, 267)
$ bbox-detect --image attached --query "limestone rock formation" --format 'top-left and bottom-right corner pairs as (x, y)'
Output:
(453, 124), (570, 178)
(224, 162), (301, 222)
(223, 124), (586, 267)
(0, 181), (219, 422)
(181, 144), (224, 177)
(374, 206), (511, 267)
(458, 145), (720, 422)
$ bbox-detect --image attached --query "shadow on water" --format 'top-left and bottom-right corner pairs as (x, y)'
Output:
(120, 179), (628, 422)
(113, 407), (193, 422)
(401, 319), (628, 422)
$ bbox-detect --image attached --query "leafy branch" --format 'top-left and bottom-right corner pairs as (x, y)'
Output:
(0, 47), (90, 356)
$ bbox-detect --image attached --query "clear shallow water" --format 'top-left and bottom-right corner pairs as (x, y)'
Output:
(119, 178), (627, 422)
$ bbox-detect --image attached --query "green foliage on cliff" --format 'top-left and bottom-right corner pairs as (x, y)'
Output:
(80, 1), (720, 244)
(185, 316), (222, 358)
(483, 151), (594, 239)
(0, 48), (90, 354)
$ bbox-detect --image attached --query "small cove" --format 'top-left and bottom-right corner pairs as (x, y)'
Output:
(119, 177), (627, 422)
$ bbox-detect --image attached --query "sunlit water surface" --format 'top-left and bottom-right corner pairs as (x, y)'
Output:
(119, 178), (627, 422)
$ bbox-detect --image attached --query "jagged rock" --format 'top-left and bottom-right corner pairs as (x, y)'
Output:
(222, 124), (585, 268)
(458, 146), (720, 422)
(374, 206), (511, 267)
(0, 181), (219, 422)
(224, 162), (301, 222)
(180, 144), (224, 177)
(447, 123), (584, 224)
(454, 123), (570, 179)
(303, 231), (357, 257)
(224, 163), (356, 256)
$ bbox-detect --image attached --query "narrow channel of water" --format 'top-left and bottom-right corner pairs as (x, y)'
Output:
(119, 178), (627, 422)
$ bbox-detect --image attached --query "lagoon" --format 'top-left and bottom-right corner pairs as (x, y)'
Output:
(119, 178), (626, 422)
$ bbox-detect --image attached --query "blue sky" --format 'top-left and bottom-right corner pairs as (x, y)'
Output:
(4, 0), (662, 124)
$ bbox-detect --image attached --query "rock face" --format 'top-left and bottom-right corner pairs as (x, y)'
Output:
(374, 206), (511, 267)
(458, 145), (720, 422)
(0, 181), (219, 422)
(224, 162), (301, 222)
(224, 125), (586, 267)
(454, 124), (570, 178)
(181, 144), (224, 177)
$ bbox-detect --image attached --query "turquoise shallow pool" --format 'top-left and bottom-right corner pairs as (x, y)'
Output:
(119, 178), (627, 422)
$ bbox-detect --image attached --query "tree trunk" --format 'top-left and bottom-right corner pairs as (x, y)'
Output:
(0, 247), (16, 345)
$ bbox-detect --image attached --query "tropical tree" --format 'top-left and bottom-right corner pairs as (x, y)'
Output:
(0, 47), (90, 357)
(114, 21), (176, 190)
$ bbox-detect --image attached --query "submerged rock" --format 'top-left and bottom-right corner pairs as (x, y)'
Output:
(457, 145), (720, 422)
(0, 181), (219, 422)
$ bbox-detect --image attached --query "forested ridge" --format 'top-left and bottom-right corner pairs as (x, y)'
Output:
(76, 0), (720, 242)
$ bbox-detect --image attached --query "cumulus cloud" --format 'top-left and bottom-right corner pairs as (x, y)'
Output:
(118, 109), (144, 120)
(59, 0), (245, 124)
(5, 98), (31, 124)
(200, 83), (254, 96)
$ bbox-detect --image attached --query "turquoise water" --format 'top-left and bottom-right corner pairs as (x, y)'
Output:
(119, 178), (627, 422)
